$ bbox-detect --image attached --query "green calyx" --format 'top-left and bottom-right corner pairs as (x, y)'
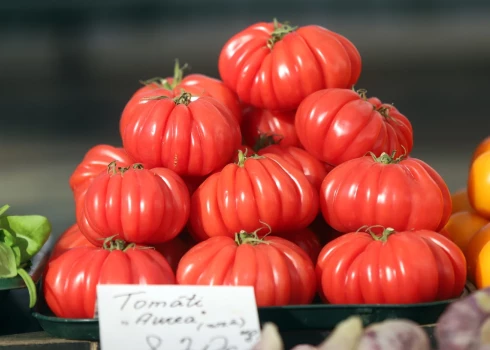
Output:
(369, 147), (407, 164)
(101, 235), (136, 252)
(235, 149), (264, 167)
(252, 133), (284, 152)
(107, 162), (145, 176)
(267, 18), (297, 50)
(139, 59), (189, 90)
(358, 225), (396, 243)
(234, 222), (272, 246)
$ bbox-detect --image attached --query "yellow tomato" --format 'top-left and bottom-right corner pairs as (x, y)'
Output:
(466, 223), (490, 282)
(444, 211), (489, 252)
(476, 240), (490, 289)
(451, 188), (474, 214)
(472, 136), (490, 163)
(468, 151), (490, 219)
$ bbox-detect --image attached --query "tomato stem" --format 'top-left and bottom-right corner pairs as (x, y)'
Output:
(370, 149), (407, 164)
(107, 161), (118, 176)
(235, 150), (264, 167)
(132, 163), (145, 170)
(267, 18), (297, 50)
(356, 88), (369, 101)
(361, 225), (395, 242)
(173, 92), (192, 106)
(253, 133), (284, 152)
(139, 60), (189, 90)
(234, 222), (272, 246)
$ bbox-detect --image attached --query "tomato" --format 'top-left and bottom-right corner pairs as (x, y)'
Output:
(121, 60), (241, 136)
(77, 163), (190, 245)
(316, 228), (467, 304)
(176, 230), (316, 306)
(257, 145), (329, 191)
(468, 151), (490, 219)
(218, 20), (361, 112)
(241, 107), (300, 150)
(278, 227), (322, 264)
(472, 136), (490, 163)
(451, 188), (474, 214)
(295, 88), (413, 166)
(154, 235), (191, 274)
(69, 144), (134, 197)
(465, 223), (490, 282)
(189, 151), (319, 239)
(44, 239), (175, 318)
(320, 152), (451, 233)
(475, 240), (490, 289)
(121, 91), (242, 176)
(49, 224), (94, 260)
(443, 211), (488, 252)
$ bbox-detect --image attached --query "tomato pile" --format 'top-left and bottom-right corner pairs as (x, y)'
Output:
(442, 136), (490, 290)
(44, 19), (468, 319)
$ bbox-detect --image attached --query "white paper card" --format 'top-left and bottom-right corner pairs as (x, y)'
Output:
(97, 284), (261, 350)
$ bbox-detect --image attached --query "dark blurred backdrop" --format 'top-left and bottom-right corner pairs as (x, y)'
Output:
(1, 0), (489, 242)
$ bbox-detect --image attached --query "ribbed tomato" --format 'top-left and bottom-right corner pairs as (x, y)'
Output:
(121, 91), (241, 176)
(69, 144), (134, 198)
(176, 231), (316, 306)
(44, 239), (175, 318)
(219, 19), (361, 111)
(77, 163), (190, 245)
(295, 88), (413, 166)
(189, 151), (318, 239)
(49, 224), (94, 260)
(154, 235), (191, 273)
(121, 60), (241, 134)
(241, 107), (300, 150)
(316, 228), (467, 304)
(257, 145), (329, 191)
(320, 152), (451, 233)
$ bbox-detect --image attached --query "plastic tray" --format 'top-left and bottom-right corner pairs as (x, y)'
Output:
(32, 281), (475, 342)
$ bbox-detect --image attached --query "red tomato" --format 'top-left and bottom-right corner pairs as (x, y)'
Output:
(69, 144), (134, 196)
(189, 151), (319, 239)
(49, 224), (94, 261)
(295, 88), (413, 166)
(241, 107), (300, 150)
(154, 235), (191, 274)
(316, 228), (467, 304)
(320, 152), (451, 233)
(181, 175), (207, 195)
(257, 145), (329, 191)
(176, 231), (316, 306)
(44, 240), (175, 318)
(218, 20), (361, 111)
(278, 227), (322, 264)
(77, 163), (190, 245)
(121, 91), (242, 176)
(121, 60), (241, 136)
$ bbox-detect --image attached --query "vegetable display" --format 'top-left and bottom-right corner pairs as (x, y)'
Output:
(13, 16), (486, 349)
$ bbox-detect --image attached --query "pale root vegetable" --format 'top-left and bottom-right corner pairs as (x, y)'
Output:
(316, 316), (363, 350)
(357, 319), (431, 350)
(436, 287), (490, 350)
(252, 323), (284, 350)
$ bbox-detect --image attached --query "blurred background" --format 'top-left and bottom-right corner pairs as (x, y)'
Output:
(1, 0), (489, 242)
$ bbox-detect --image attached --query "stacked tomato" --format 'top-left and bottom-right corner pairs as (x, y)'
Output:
(442, 137), (490, 290)
(44, 19), (466, 319)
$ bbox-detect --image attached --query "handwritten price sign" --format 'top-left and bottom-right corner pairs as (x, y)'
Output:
(97, 285), (261, 350)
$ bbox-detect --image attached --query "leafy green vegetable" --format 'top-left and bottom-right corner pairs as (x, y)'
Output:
(0, 215), (51, 264)
(0, 205), (51, 308)
(0, 242), (17, 278)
